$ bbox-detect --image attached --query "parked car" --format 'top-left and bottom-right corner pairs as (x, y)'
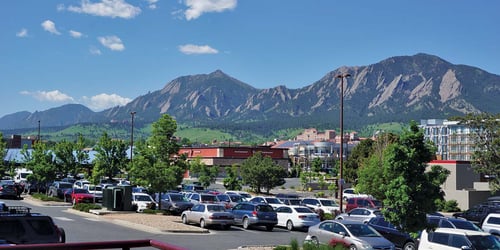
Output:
(182, 184), (204, 192)
(342, 188), (371, 201)
(73, 180), (90, 189)
(280, 198), (303, 206)
(70, 188), (95, 205)
(481, 213), (500, 237)
(453, 205), (500, 225)
(225, 190), (252, 199)
(0, 206), (66, 244)
(304, 219), (395, 249)
(48, 181), (73, 199)
(85, 184), (103, 203)
(0, 182), (18, 199)
(301, 198), (341, 215)
(427, 215), (482, 231)
(181, 203), (234, 229)
(216, 194), (244, 209)
(189, 193), (219, 205)
(335, 207), (382, 223)
(156, 192), (194, 214)
(132, 192), (157, 212)
(231, 202), (278, 231)
(345, 197), (383, 212)
(249, 196), (284, 209)
(275, 205), (320, 231)
(418, 227), (500, 250)
(368, 216), (417, 250)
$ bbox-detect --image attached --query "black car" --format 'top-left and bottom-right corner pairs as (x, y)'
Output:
(367, 216), (417, 250)
(452, 205), (500, 225)
(0, 182), (18, 199)
(0, 206), (65, 244)
(156, 192), (194, 214)
(427, 215), (482, 231)
(48, 181), (73, 199)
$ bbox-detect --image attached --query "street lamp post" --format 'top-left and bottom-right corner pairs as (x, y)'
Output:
(336, 73), (351, 212)
(130, 111), (137, 180)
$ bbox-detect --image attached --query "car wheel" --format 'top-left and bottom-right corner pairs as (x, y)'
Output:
(286, 220), (294, 231)
(58, 227), (66, 243)
(242, 217), (250, 229)
(181, 215), (188, 224)
(349, 245), (357, 250)
(200, 219), (206, 228)
(403, 242), (416, 250)
(311, 237), (319, 247)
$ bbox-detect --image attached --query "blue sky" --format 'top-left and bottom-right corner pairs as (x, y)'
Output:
(1, 0), (499, 118)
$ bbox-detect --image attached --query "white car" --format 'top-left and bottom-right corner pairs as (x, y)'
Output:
(73, 180), (90, 189)
(275, 205), (320, 231)
(342, 188), (371, 201)
(84, 184), (103, 203)
(419, 228), (500, 250)
(335, 207), (382, 224)
(301, 198), (341, 215)
(482, 213), (500, 237)
(132, 193), (157, 212)
(249, 196), (284, 209)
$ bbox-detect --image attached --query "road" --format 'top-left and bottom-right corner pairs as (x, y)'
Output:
(3, 198), (308, 250)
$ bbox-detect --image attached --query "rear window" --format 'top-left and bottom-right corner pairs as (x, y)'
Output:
(59, 183), (72, 189)
(256, 205), (274, 212)
(486, 216), (500, 225)
(294, 207), (314, 213)
(0, 220), (26, 237)
(26, 219), (55, 235)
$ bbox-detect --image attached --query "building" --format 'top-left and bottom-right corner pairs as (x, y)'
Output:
(178, 146), (290, 177)
(428, 160), (499, 210)
(420, 119), (475, 161)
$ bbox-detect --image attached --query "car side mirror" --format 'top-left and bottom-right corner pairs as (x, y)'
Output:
(339, 232), (346, 237)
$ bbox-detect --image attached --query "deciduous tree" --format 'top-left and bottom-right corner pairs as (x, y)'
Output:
(92, 132), (128, 182)
(240, 152), (287, 194)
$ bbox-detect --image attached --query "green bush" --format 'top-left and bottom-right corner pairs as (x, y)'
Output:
(435, 199), (461, 212)
(143, 209), (158, 214)
(73, 203), (102, 212)
(302, 241), (346, 250)
(31, 193), (63, 202)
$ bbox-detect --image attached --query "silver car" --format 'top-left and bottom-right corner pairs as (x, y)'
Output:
(305, 220), (395, 250)
(335, 208), (382, 224)
(181, 203), (234, 229)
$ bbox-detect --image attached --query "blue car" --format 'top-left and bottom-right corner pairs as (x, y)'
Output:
(231, 202), (277, 231)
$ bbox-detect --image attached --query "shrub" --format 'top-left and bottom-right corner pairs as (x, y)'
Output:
(143, 209), (158, 214)
(31, 193), (62, 202)
(73, 203), (102, 212)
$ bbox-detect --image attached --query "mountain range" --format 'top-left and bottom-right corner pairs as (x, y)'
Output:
(1, 53), (499, 137)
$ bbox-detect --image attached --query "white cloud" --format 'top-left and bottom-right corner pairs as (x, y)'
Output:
(178, 44), (218, 55)
(82, 93), (131, 110)
(20, 90), (74, 102)
(90, 47), (102, 55)
(69, 30), (83, 38)
(184, 0), (237, 20)
(16, 28), (28, 38)
(98, 35), (125, 51)
(67, 0), (141, 19)
(41, 20), (61, 35)
(145, 0), (158, 9)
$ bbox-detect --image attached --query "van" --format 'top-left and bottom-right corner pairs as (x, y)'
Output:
(14, 168), (32, 183)
(345, 197), (383, 212)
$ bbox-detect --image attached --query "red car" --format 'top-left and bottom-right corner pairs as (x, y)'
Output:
(70, 188), (95, 205)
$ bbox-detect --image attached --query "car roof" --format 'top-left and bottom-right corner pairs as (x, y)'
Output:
(327, 219), (364, 225)
(432, 227), (490, 236)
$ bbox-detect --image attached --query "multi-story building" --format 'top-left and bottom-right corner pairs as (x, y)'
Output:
(420, 119), (475, 161)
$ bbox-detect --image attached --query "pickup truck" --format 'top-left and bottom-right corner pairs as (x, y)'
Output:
(342, 188), (371, 201)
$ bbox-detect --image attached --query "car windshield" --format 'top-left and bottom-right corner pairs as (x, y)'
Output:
(467, 235), (500, 249)
(265, 198), (281, 204)
(372, 200), (383, 207)
(256, 205), (274, 212)
(217, 195), (231, 202)
(229, 195), (244, 202)
(453, 220), (482, 231)
(60, 183), (72, 188)
(207, 205), (226, 212)
(135, 195), (153, 201)
(201, 195), (218, 202)
(170, 194), (187, 202)
(295, 207), (314, 213)
(320, 199), (337, 206)
(345, 224), (380, 237)
(88, 185), (102, 191)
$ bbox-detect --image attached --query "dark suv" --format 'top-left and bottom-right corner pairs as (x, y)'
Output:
(453, 205), (500, 225)
(231, 202), (277, 231)
(0, 206), (65, 244)
(48, 181), (73, 199)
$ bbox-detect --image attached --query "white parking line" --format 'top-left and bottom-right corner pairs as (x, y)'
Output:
(53, 217), (74, 221)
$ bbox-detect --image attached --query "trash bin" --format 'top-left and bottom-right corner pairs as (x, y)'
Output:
(102, 186), (133, 211)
